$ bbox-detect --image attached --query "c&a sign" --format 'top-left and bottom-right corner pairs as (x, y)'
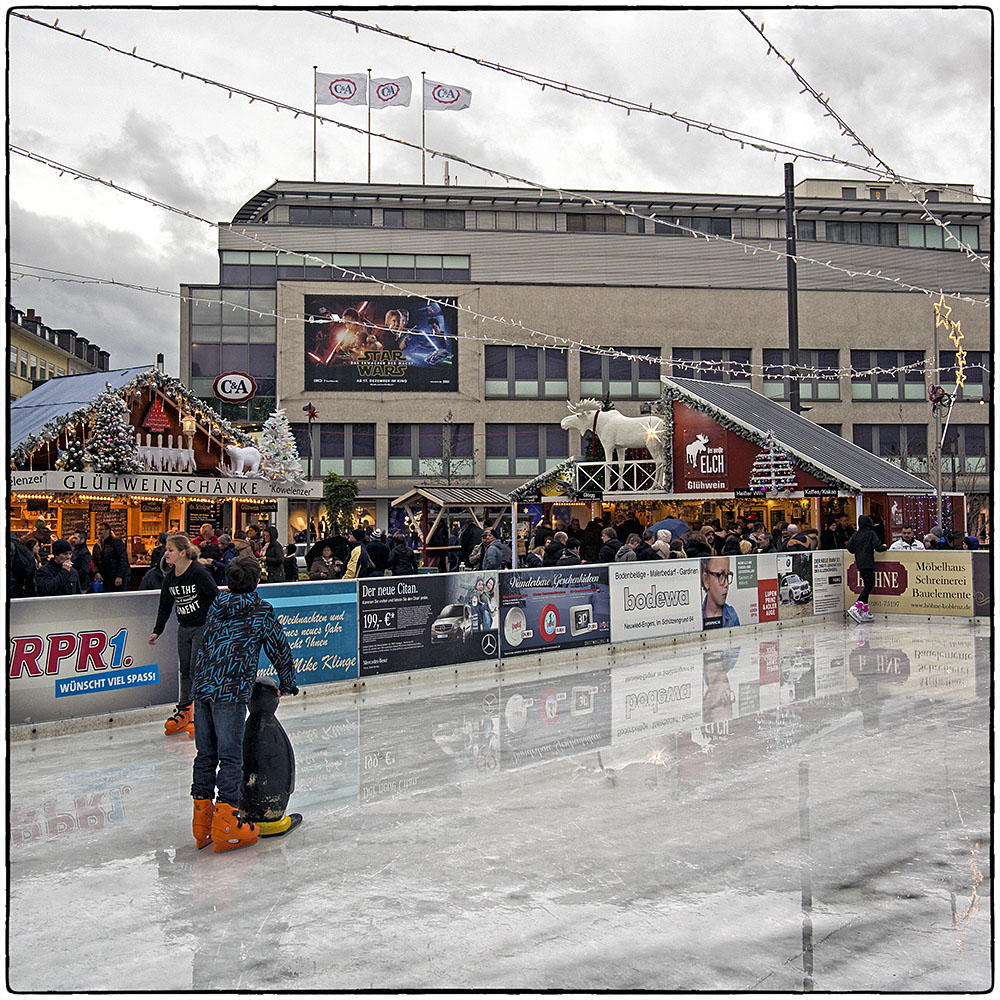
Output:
(213, 371), (257, 402)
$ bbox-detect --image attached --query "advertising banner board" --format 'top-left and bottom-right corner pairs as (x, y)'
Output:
(304, 294), (458, 392)
(699, 554), (776, 630)
(498, 566), (610, 657)
(811, 550), (846, 615)
(358, 571), (499, 676)
(610, 651), (701, 744)
(609, 560), (701, 643)
(257, 580), (359, 684)
(844, 550), (974, 616)
(777, 551), (814, 620)
(500, 667), (611, 769)
(9, 592), (179, 724)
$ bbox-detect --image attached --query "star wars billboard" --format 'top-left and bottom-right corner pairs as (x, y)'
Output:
(304, 294), (458, 392)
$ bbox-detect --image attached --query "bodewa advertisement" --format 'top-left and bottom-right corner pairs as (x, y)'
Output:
(498, 566), (611, 657)
(8, 592), (180, 725)
(844, 550), (975, 616)
(610, 651), (701, 744)
(304, 294), (458, 392)
(257, 580), (359, 684)
(358, 571), (499, 676)
(609, 560), (701, 643)
(699, 553), (778, 630)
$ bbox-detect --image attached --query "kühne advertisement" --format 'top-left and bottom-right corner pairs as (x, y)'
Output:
(844, 550), (974, 616)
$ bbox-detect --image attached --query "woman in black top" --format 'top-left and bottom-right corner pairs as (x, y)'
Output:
(148, 533), (219, 735)
(263, 526), (285, 583)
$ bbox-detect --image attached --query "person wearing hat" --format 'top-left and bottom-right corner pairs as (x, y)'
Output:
(36, 540), (82, 597)
(366, 528), (391, 576)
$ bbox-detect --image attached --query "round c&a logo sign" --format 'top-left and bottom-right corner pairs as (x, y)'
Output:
(375, 82), (400, 103)
(329, 78), (359, 101)
(213, 372), (257, 403)
(432, 85), (461, 105)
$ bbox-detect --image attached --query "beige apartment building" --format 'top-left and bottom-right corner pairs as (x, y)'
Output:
(180, 178), (990, 527)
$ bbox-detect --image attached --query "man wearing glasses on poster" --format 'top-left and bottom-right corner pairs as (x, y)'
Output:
(701, 556), (741, 629)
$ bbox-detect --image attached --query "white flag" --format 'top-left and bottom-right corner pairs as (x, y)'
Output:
(370, 76), (412, 109)
(316, 72), (367, 106)
(423, 78), (472, 111)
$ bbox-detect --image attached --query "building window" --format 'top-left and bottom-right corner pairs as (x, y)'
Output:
(580, 346), (661, 399)
(288, 206), (372, 227)
(907, 223), (979, 251)
(869, 188), (886, 200)
(671, 348), (751, 384)
(291, 422), (376, 477)
(56, 367), (65, 377)
(388, 423), (474, 477)
(852, 424), (928, 473)
(484, 345), (568, 398)
(942, 424), (989, 475)
(797, 219), (816, 240)
(763, 349), (840, 401)
(819, 424), (841, 436)
(654, 216), (733, 237)
(851, 350), (925, 401)
(939, 350), (990, 401)
(485, 424), (570, 477)
(566, 213), (627, 234)
(825, 221), (898, 246)
(19, 351), (27, 379)
(925, 190), (939, 203)
(842, 187), (857, 199)
(383, 208), (465, 230)
(29, 355), (37, 380)
(9, 344), (17, 374)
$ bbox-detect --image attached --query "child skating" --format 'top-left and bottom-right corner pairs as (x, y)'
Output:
(845, 514), (887, 623)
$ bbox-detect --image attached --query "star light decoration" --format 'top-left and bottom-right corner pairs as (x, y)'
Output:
(933, 293), (966, 391)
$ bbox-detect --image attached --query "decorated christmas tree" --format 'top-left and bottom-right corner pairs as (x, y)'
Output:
(748, 430), (797, 495)
(258, 408), (306, 482)
(55, 430), (86, 471)
(142, 396), (171, 434)
(83, 386), (144, 473)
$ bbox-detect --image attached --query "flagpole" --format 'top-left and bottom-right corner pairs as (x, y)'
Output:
(421, 71), (426, 184)
(367, 68), (372, 183)
(312, 65), (318, 182)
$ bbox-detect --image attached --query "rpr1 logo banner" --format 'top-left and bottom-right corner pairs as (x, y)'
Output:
(498, 566), (611, 657)
(257, 579), (359, 684)
(358, 570), (499, 676)
(609, 560), (701, 643)
(8, 592), (179, 724)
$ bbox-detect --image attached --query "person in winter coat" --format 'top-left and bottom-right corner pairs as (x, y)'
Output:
(262, 526), (285, 583)
(149, 533), (220, 736)
(140, 561), (166, 590)
(846, 514), (887, 623)
(460, 519), (482, 567)
(36, 540), (82, 596)
(721, 533), (743, 556)
(598, 527), (623, 563)
(366, 529), (391, 575)
(147, 532), (169, 575)
(343, 527), (374, 579)
(542, 532), (568, 566)
(309, 545), (340, 580)
(189, 555), (297, 854)
(615, 534), (639, 562)
(93, 522), (131, 592)
(556, 538), (583, 565)
(682, 532), (714, 559)
(580, 520), (604, 563)
(69, 530), (93, 592)
(480, 529), (511, 570)
(283, 544), (299, 582)
(9, 532), (38, 598)
(523, 545), (545, 568)
(888, 525), (923, 551)
(387, 534), (419, 576)
(651, 529), (672, 559)
(635, 530), (660, 561)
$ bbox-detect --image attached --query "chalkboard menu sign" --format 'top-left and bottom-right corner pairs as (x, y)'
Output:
(90, 500), (112, 513)
(61, 507), (90, 534)
(26, 498), (50, 511)
(186, 502), (225, 534)
(96, 508), (129, 540)
(140, 501), (164, 513)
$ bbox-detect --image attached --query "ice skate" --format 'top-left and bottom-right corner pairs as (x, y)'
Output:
(211, 803), (258, 852)
(192, 798), (214, 850)
(847, 604), (864, 623)
(164, 703), (193, 735)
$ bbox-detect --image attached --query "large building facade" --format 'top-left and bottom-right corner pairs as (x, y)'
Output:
(180, 178), (990, 527)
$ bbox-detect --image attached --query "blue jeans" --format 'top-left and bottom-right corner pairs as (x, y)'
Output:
(191, 701), (247, 806)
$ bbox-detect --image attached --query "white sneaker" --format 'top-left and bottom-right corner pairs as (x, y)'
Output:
(847, 605), (864, 623)
(861, 611), (875, 622)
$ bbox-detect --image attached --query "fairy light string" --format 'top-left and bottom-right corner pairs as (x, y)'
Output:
(739, 11), (988, 270)
(8, 13), (990, 301)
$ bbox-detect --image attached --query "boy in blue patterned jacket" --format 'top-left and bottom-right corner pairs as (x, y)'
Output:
(190, 555), (298, 852)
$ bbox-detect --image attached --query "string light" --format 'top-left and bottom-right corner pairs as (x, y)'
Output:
(7, 14), (990, 299)
(740, 12), (989, 270)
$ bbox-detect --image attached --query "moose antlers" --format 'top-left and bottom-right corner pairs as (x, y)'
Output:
(566, 398), (601, 414)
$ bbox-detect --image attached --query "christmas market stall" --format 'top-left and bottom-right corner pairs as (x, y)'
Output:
(512, 377), (953, 542)
(10, 366), (322, 582)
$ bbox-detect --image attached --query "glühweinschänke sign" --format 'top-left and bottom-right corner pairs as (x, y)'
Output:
(10, 470), (324, 500)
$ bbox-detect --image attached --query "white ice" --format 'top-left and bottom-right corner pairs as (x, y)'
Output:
(8, 618), (991, 992)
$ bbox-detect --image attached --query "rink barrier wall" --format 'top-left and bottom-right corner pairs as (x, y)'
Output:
(7, 550), (989, 727)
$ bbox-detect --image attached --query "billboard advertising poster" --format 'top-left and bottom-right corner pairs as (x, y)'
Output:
(359, 683), (501, 803)
(776, 551), (814, 620)
(9, 592), (179, 725)
(699, 554), (768, 630)
(844, 550), (974, 616)
(500, 667), (611, 769)
(304, 294), (458, 392)
(285, 708), (360, 810)
(609, 560), (701, 644)
(358, 571), (499, 676)
(257, 580), (359, 685)
(811, 550), (846, 615)
(611, 651), (701, 744)
(498, 566), (611, 657)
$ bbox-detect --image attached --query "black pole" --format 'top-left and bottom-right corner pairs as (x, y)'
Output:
(784, 162), (801, 415)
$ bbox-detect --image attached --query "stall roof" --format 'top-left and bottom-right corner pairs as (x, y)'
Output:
(662, 375), (935, 494)
(392, 486), (510, 507)
(9, 368), (152, 450)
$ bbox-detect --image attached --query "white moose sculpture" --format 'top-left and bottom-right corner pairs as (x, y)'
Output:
(561, 399), (667, 489)
(225, 443), (262, 477)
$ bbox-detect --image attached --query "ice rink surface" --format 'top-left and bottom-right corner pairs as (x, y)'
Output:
(8, 618), (991, 992)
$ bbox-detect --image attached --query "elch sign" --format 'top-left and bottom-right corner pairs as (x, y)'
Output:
(213, 371), (257, 402)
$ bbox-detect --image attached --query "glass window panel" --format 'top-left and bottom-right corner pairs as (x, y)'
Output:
(513, 347), (539, 380)
(924, 225), (944, 249)
(388, 458), (412, 476)
(248, 343), (276, 376)
(496, 211), (516, 230)
(536, 213), (555, 231)
(360, 254), (388, 268)
(608, 352), (632, 381)
(816, 381), (840, 400)
(190, 291), (222, 323)
(415, 254), (442, 268)
(609, 380), (632, 395)
(605, 215), (626, 233)
(879, 224), (898, 246)
(580, 380), (603, 396)
(515, 426), (539, 457)
(545, 427), (568, 457)
(964, 425), (986, 455)
(191, 344), (220, 378)
(797, 220), (815, 240)
(763, 382), (786, 398)
(960, 226), (979, 250)
(907, 224), (925, 248)
(636, 348), (660, 380)
(451, 425), (474, 457)
(333, 253), (360, 267)
(418, 425), (444, 458)
(250, 251), (275, 264)
(579, 352), (603, 379)
(566, 214), (585, 232)
(443, 255), (469, 269)
(388, 254), (415, 268)
(543, 349), (567, 380)
(476, 211), (496, 229)
(861, 222), (880, 245)
(352, 424), (375, 457)
(221, 344), (249, 372)
(760, 219), (779, 239)
(876, 350), (897, 382)
(852, 382), (872, 400)
(742, 218), (760, 238)
(906, 425), (927, 456)
(194, 325), (222, 343)
(320, 424), (345, 458)
(484, 346), (508, 380)
(221, 251), (249, 264)
(220, 265), (249, 284)
(877, 426), (900, 457)
(516, 213), (536, 231)
(486, 426), (509, 457)
(221, 326), (248, 343)
(388, 425), (411, 457)
(514, 382), (540, 397)
(852, 425), (873, 451)
(383, 209), (403, 228)
(486, 458), (510, 476)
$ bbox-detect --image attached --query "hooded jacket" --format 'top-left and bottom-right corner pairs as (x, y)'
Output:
(192, 590), (296, 703)
(846, 515), (887, 570)
(651, 530), (672, 559)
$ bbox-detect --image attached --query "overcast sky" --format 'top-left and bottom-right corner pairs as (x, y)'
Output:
(8, 6), (991, 372)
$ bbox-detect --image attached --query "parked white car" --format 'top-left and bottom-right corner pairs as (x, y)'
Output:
(779, 574), (812, 604)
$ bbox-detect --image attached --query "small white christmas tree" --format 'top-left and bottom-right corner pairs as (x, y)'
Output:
(84, 386), (144, 473)
(748, 430), (797, 495)
(258, 408), (306, 482)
